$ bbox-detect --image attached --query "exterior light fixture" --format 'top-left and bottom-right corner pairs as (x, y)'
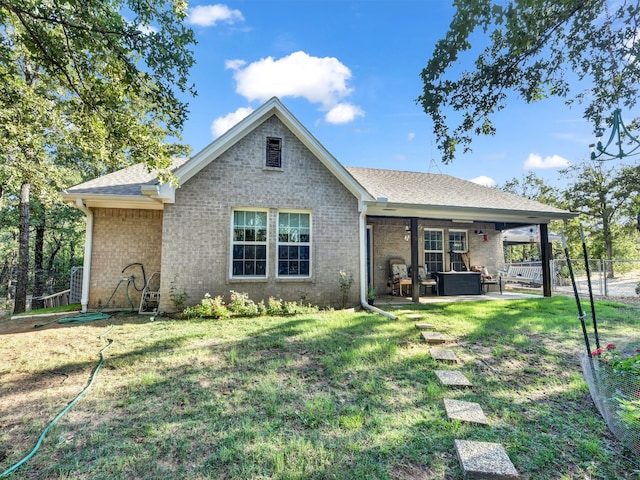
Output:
(590, 109), (640, 161)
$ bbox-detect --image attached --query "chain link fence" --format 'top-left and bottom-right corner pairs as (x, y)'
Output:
(551, 259), (640, 301)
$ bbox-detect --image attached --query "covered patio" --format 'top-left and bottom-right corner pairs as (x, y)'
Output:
(347, 167), (576, 305)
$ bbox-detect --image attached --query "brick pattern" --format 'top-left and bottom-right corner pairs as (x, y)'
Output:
(160, 115), (361, 310)
(367, 217), (504, 296)
(89, 208), (163, 309)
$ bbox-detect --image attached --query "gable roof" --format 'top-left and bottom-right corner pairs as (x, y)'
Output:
(347, 167), (574, 224)
(61, 97), (575, 225)
(63, 97), (373, 208)
(62, 158), (188, 209)
(162, 96), (372, 203)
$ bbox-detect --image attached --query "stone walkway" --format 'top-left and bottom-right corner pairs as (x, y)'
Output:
(414, 318), (520, 479)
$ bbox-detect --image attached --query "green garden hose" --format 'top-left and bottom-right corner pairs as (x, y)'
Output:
(0, 326), (114, 478)
(35, 277), (135, 328)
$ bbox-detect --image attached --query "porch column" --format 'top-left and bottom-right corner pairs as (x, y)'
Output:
(410, 217), (420, 303)
(540, 223), (552, 297)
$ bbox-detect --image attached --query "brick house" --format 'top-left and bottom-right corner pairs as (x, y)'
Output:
(62, 97), (574, 313)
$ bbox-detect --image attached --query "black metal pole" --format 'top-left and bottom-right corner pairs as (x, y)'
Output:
(580, 224), (600, 349)
(561, 230), (595, 370)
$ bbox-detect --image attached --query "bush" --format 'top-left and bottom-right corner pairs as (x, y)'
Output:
(184, 292), (319, 319)
(184, 294), (229, 319)
(590, 343), (640, 454)
(228, 290), (259, 316)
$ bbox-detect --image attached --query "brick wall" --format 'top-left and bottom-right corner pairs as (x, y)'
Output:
(160, 115), (361, 310)
(367, 218), (504, 296)
(89, 208), (163, 309)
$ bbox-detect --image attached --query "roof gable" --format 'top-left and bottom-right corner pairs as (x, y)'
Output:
(173, 97), (373, 202)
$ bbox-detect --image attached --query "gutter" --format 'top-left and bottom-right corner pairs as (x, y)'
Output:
(358, 203), (397, 320)
(75, 199), (93, 313)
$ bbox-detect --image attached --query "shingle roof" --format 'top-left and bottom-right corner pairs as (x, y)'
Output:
(345, 166), (568, 215)
(64, 158), (188, 196)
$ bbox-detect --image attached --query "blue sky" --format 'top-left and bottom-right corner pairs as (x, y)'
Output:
(174, 1), (619, 188)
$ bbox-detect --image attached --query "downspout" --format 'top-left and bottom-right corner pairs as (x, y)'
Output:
(75, 199), (93, 313)
(359, 203), (397, 320)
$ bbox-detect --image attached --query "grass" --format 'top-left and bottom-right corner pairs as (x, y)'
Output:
(1, 296), (639, 478)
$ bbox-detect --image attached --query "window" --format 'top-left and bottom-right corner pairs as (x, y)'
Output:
(266, 137), (282, 168)
(278, 212), (311, 277)
(231, 210), (267, 277)
(423, 229), (444, 273)
(448, 230), (468, 271)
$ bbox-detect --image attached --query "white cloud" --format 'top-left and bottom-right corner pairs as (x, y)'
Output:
(324, 103), (364, 124)
(229, 51), (362, 121)
(407, 132), (415, 141)
(186, 4), (244, 27)
(210, 106), (254, 138)
(225, 59), (246, 70)
(524, 153), (571, 169)
(470, 176), (497, 187)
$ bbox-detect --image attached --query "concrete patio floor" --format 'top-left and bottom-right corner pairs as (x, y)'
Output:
(373, 289), (541, 306)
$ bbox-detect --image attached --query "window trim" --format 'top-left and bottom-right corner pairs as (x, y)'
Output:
(448, 229), (469, 271)
(229, 208), (269, 280)
(276, 210), (312, 279)
(423, 228), (444, 274)
(266, 136), (283, 169)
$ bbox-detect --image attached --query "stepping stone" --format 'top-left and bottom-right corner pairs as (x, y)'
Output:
(415, 323), (435, 330)
(444, 399), (488, 425)
(421, 331), (447, 344)
(434, 370), (472, 387)
(430, 348), (460, 364)
(395, 309), (413, 314)
(406, 313), (423, 320)
(454, 440), (519, 479)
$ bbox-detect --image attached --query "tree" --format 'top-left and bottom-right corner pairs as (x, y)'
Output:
(419, 0), (640, 162)
(499, 171), (570, 261)
(560, 160), (640, 276)
(0, 1), (197, 313)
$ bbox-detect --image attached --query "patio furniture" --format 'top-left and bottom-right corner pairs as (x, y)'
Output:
(389, 258), (412, 296)
(498, 265), (542, 293)
(471, 265), (498, 294)
(410, 266), (439, 296)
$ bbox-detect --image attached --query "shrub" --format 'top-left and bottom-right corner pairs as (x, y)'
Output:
(228, 290), (259, 316)
(184, 294), (229, 319)
(267, 297), (283, 315)
(591, 343), (640, 453)
(339, 270), (354, 309)
(184, 292), (319, 319)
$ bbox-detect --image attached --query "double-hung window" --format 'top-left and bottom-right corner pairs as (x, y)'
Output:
(231, 210), (268, 277)
(423, 229), (444, 273)
(277, 212), (311, 277)
(448, 230), (468, 271)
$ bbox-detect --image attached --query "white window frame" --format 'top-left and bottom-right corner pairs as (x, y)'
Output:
(230, 208), (269, 279)
(276, 210), (312, 278)
(448, 229), (468, 271)
(423, 228), (444, 273)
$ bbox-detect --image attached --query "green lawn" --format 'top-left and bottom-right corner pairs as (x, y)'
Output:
(1, 297), (639, 479)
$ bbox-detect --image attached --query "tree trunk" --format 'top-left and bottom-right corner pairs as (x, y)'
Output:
(45, 238), (62, 295)
(13, 182), (30, 314)
(603, 215), (615, 278)
(32, 211), (45, 310)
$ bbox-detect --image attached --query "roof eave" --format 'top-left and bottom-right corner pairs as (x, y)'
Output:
(61, 192), (164, 210)
(364, 201), (576, 224)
